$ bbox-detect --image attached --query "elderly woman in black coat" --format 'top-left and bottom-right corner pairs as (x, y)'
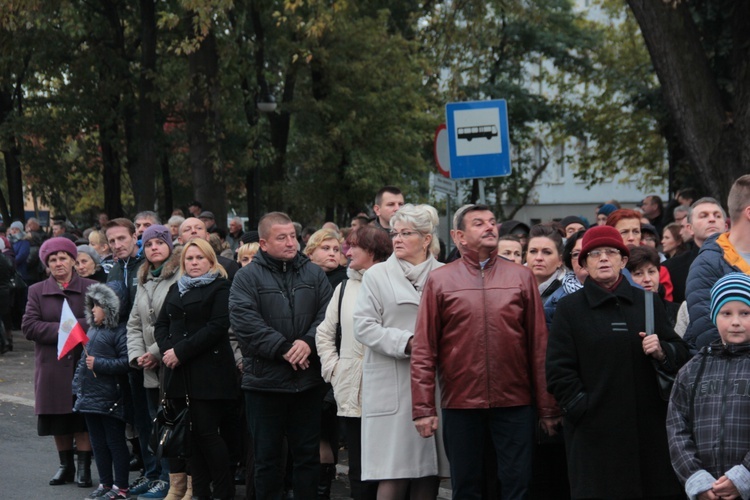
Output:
(154, 239), (238, 500)
(545, 225), (690, 500)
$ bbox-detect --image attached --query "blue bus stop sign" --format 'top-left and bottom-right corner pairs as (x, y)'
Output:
(445, 99), (511, 179)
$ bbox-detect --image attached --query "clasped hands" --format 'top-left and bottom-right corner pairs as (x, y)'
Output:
(283, 339), (311, 371)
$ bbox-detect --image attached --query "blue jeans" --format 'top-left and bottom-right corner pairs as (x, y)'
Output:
(442, 405), (535, 500)
(129, 370), (160, 480)
(85, 413), (130, 489)
(146, 386), (171, 481)
(245, 387), (323, 500)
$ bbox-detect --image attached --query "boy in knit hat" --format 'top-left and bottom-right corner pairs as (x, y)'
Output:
(667, 272), (750, 500)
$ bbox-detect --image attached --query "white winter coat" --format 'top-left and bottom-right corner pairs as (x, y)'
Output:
(126, 248), (181, 388)
(317, 267), (366, 417)
(353, 254), (449, 480)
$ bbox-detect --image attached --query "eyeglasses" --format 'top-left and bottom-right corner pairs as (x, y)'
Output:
(587, 248), (621, 259)
(389, 230), (421, 240)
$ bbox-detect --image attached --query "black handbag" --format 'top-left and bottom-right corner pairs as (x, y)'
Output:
(645, 291), (675, 401)
(149, 372), (191, 460)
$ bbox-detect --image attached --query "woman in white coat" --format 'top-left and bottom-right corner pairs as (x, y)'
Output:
(317, 225), (393, 499)
(354, 204), (449, 500)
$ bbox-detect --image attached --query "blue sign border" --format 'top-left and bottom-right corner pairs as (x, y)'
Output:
(446, 99), (511, 179)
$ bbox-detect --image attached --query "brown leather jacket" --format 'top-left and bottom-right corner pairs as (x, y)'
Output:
(411, 247), (560, 419)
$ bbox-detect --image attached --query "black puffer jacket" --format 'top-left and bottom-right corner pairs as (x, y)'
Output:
(73, 283), (131, 422)
(229, 250), (333, 393)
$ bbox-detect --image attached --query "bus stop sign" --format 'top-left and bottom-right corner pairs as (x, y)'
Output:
(445, 99), (511, 179)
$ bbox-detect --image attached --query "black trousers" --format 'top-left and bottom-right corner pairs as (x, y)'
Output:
(171, 397), (235, 499)
(442, 406), (535, 500)
(245, 386), (323, 500)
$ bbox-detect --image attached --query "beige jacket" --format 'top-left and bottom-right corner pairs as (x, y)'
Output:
(316, 267), (365, 417)
(126, 247), (181, 388)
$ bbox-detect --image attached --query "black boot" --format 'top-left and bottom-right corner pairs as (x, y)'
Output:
(317, 463), (336, 499)
(76, 450), (93, 488)
(49, 450), (76, 485)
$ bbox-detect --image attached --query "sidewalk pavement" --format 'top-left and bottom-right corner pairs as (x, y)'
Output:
(0, 332), (451, 499)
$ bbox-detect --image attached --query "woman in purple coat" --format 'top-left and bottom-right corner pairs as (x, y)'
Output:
(22, 237), (98, 488)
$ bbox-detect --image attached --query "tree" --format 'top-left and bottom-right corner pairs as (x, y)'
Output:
(626, 0), (749, 202)
(419, 0), (601, 219)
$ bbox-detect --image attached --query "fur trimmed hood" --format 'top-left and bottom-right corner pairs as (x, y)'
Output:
(138, 245), (182, 286)
(84, 282), (126, 329)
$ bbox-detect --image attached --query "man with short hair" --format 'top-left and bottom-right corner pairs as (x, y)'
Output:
(105, 218), (169, 497)
(227, 217), (244, 253)
(411, 204), (561, 499)
(52, 220), (67, 238)
(134, 211), (161, 238)
(229, 211), (332, 498)
(684, 185), (746, 348)
(188, 200), (203, 218)
(665, 198), (727, 304)
(640, 195), (665, 237)
(372, 186), (404, 230)
(178, 217), (239, 280)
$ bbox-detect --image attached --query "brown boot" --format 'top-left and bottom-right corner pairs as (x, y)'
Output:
(164, 473), (187, 500)
(181, 475), (192, 500)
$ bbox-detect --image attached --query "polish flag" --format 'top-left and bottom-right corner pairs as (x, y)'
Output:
(58, 299), (88, 360)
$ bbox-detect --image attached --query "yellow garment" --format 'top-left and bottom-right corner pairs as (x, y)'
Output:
(716, 232), (750, 274)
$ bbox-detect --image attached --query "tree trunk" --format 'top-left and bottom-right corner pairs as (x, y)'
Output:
(627, 0), (748, 203)
(188, 30), (227, 228)
(130, 0), (158, 212)
(100, 120), (124, 219)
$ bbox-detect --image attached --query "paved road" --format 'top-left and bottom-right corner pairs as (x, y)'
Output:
(0, 332), (450, 499)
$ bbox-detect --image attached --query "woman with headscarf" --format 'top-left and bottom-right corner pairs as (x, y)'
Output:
(22, 237), (98, 488)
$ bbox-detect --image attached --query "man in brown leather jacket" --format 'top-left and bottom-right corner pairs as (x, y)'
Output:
(411, 204), (561, 499)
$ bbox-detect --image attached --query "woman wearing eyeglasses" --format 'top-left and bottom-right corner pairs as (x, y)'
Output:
(545, 225), (689, 500)
(353, 204), (448, 499)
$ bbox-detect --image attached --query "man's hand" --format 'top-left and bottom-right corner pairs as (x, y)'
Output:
(712, 475), (740, 499)
(283, 340), (311, 370)
(414, 416), (438, 438)
(85, 355), (95, 371)
(162, 348), (180, 369)
(540, 417), (562, 437)
(138, 352), (159, 370)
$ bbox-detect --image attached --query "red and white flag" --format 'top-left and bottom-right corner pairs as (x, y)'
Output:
(58, 299), (88, 360)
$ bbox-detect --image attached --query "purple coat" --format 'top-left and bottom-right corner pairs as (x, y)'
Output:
(22, 274), (98, 415)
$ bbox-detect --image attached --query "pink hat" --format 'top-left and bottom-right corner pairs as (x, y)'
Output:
(39, 237), (78, 266)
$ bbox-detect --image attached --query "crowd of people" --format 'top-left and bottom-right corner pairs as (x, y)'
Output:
(4, 177), (750, 499)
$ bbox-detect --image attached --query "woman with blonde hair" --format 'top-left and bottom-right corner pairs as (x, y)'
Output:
(354, 204), (448, 499)
(236, 242), (260, 267)
(154, 238), (236, 500)
(304, 228), (348, 289)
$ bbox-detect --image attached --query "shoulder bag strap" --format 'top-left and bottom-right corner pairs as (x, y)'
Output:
(335, 279), (348, 355)
(645, 290), (655, 336)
